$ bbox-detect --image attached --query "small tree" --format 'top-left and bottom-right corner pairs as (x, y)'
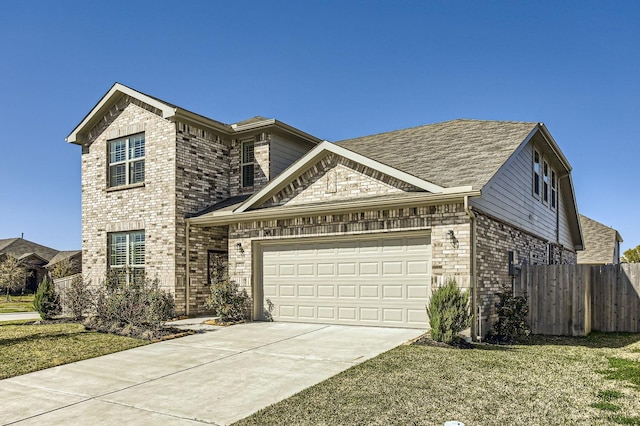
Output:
(622, 245), (640, 263)
(33, 276), (61, 320)
(63, 275), (93, 321)
(0, 255), (28, 301)
(51, 257), (79, 279)
(426, 280), (472, 344)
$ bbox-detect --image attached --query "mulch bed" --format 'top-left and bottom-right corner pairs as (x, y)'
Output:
(410, 333), (474, 349)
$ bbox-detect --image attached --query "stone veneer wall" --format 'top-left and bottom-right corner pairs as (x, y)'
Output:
(227, 202), (472, 300)
(174, 121), (231, 315)
(474, 210), (577, 336)
(81, 98), (177, 291)
(263, 154), (420, 208)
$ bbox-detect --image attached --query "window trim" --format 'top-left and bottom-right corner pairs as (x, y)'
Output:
(241, 139), (255, 188)
(532, 149), (541, 199)
(551, 170), (557, 210)
(108, 133), (145, 188)
(108, 230), (145, 283)
(542, 160), (550, 205)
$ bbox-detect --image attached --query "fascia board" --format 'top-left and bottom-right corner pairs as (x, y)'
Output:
(538, 123), (572, 172)
(66, 83), (176, 144)
(231, 119), (323, 144)
(234, 141), (446, 213)
(172, 109), (232, 133)
(188, 190), (481, 226)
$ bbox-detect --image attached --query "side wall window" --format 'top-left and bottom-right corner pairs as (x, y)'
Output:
(108, 230), (145, 283)
(533, 150), (541, 198)
(109, 133), (145, 187)
(533, 148), (557, 210)
(241, 140), (255, 188)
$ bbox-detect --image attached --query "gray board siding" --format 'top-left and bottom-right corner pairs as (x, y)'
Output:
(270, 134), (314, 178)
(470, 140), (574, 249)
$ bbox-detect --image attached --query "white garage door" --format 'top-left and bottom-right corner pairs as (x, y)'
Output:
(261, 233), (431, 328)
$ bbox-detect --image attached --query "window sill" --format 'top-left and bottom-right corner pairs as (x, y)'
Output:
(106, 182), (146, 193)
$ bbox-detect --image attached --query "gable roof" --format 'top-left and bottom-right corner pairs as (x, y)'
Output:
(45, 250), (82, 269)
(0, 238), (59, 262)
(577, 215), (622, 264)
(336, 119), (540, 190)
(67, 83), (322, 146)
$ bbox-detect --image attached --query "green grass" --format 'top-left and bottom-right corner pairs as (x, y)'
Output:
(0, 320), (148, 379)
(0, 294), (35, 313)
(235, 333), (640, 426)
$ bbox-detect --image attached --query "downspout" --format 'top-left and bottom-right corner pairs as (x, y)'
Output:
(464, 195), (479, 341)
(185, 221), (191, 317)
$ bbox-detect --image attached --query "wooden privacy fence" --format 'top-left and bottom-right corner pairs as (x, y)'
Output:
(515, 264), (640, 336)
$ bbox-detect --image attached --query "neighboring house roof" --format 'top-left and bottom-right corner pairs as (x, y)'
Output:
(577, 215), (623, 264)
(0, 238), (59, 262)
(336, 119), (540, 190)
(66, 83), (322, 146)
(45, 250), (82, 269)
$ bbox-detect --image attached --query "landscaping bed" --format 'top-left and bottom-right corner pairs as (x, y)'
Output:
(235, 333), (640, 426)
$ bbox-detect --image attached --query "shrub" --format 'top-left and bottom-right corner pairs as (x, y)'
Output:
(205, 275), (251, 322)
(63, 275), (93, 321)
(33, 276), (61, 320)
(487, 285), (530, 343)
(426, 280), (472, 344)
(88, 273), (175, 339)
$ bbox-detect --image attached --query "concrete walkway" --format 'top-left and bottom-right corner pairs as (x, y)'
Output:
(0, 312), (40, 321)
(1, 322), (423, 425)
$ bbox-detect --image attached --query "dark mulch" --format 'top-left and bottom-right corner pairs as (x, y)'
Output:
(411, 333), (474, 349)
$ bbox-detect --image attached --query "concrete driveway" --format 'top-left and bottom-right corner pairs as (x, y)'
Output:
(2, 322), (423, 425)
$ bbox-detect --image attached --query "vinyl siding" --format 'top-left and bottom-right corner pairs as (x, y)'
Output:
(270, 134), (313, 178)
(470, 140), (573, 247)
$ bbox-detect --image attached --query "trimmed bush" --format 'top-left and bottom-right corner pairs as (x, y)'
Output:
(33, 276), (61, 320)
(487, 285), (530, 343)
(88, 274), (175, 339)
(205, 275), (251, 322)
(426, 280), (472, 344)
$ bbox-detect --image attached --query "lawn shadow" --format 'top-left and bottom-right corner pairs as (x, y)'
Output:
(514, 333), (640, 349)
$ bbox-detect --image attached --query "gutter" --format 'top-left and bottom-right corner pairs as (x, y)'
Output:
(464, 195), (479, 341)
(185, 222), (191, 316)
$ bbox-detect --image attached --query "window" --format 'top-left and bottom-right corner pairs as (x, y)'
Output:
(241, 140), (255, 187)
(551, 170), (557, 209)
(109, 133), (145, 187)
(533, 150), (541, 197)
(542, 161), (550, 204)
(109, 231), (145, 283)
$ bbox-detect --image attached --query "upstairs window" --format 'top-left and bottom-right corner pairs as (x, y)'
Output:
(533, 150), (541, 197)
(109, 133), (145, 187)
(241, 140), (255, 187)
(551, 170), (557, 209)
(109, 231), (145, 284)
(543, 161), (550, 204)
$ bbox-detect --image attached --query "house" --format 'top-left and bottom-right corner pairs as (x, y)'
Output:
(45, 250), (83, 278)
(67, 83), (584, 338)
(0, 237), (59, 292)
(577, 214), (622, 265)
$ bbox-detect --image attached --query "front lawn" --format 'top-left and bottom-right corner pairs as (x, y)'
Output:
(0, 294), (35, 313)
(0, 320), (148, 379)
(236, 334), (640, 426)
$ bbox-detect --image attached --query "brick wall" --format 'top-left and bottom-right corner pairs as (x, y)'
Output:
(81, 98), (177, 291)
(263, 153), (419, 208)
(474, 210), (577, 336)
(227, 202), (472, 298)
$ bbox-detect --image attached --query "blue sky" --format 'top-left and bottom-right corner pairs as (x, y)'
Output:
(1, 1), (638, 252)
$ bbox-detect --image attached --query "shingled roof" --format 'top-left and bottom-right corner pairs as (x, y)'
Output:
(0, 238), (59, 262)
(577, 215), (623, 265)
(336, 119), (538, 190)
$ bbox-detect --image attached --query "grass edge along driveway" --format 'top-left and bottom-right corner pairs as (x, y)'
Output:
(236, 333), (640, 426)
(0, 320), (147, 380)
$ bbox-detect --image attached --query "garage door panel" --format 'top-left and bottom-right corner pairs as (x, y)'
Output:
(262, 233), (431, 329)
